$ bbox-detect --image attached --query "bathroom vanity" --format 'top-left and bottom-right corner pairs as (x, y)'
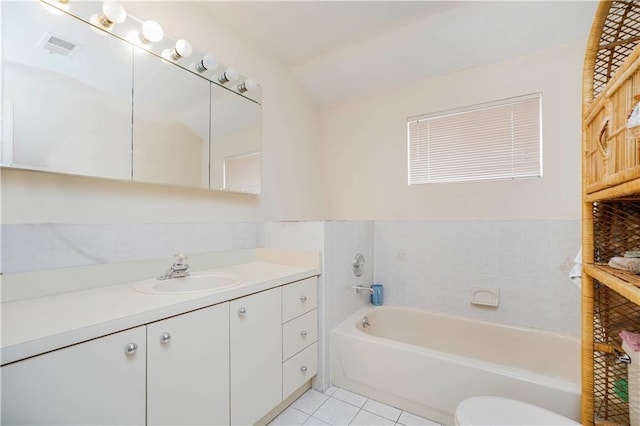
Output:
(1, 249), (320, 425)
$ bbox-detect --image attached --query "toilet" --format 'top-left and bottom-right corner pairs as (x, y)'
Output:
(454, 396), (581, 425)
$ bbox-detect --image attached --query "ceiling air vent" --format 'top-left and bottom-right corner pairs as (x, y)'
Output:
(37, 32), (81, 58)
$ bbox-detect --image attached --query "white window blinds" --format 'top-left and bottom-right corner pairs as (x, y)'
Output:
(223, 151), (261, 194)
(408, 93), (542, 184)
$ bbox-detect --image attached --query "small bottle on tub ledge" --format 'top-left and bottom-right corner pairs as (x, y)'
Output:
(371, 284), (383, 306)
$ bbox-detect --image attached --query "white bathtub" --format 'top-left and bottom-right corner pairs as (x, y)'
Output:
(331, 306), (581, 425)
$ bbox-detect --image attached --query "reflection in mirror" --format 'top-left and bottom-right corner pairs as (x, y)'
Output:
(210, 84), (261, 194)
(2, 2), (133, 180)
(133, 48), (210, 188)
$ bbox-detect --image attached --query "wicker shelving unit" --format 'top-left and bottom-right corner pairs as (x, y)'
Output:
(583, 2), (640, 425)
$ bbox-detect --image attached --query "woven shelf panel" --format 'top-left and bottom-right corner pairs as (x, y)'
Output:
(594, 1), (640, 97)
(593, 282), (640, 424)
(593, 199), (640, 262)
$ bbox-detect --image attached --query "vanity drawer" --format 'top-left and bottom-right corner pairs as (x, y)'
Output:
(282, 309), (317, 361)
(282, 277), (317, 322)
(282, 342), (317, 400)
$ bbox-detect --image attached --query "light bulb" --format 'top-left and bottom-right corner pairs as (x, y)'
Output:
(167, 39), (193, 60)
(89, 14), (111, 34)
(98, 1), (126, 28)
(140, 20), (163, 44)
(195, 55), (217, 73)
(238, 79), (257, 93)
(218, 68), (239, 84)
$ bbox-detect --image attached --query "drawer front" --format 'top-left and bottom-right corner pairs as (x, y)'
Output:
(282, 309), (317, 361)
(282, 277), (317, 322)
(282, 342), (317, 400)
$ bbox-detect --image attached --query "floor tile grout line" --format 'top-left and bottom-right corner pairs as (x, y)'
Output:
(330, 392), (405, 425)
(305, 392), (338, 423)
(290, 387), (437, 426)
(354, 407), (405, 426)
(361, 406), (402, 423)
(301, 411), (311, 425)
(329, 393), (370, 410)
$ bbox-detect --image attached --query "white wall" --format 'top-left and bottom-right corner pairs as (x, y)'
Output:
(374, 220), (581, 336)
(2, 222), (257, 274)
(319, 41), (584, 221)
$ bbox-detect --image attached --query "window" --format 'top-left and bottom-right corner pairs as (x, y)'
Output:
(407, 93), (542, 184)
(223, 151), (261, 194)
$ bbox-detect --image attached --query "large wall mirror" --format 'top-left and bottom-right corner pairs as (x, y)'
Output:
(1, 0), (262, 194)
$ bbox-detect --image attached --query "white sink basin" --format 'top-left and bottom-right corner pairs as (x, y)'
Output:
(133, 272), (244, 295)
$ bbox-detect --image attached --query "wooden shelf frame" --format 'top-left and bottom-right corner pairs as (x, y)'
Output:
(584, 264), (640, 305)
(582, 2), (640, 424)
(586, 177), (640, 202)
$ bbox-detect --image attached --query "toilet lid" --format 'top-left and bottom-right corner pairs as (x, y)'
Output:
(455, 396), (580, 425)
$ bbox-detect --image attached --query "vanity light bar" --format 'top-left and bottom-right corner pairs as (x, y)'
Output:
(41, 0), (259, 99)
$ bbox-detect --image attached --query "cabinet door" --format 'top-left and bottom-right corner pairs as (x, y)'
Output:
(230, 287), (282, 425)
(1, 327), (145, 425)
(147, 303), (230, 426)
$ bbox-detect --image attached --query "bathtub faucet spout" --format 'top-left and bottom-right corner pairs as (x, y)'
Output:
(353, 285), (374, 294)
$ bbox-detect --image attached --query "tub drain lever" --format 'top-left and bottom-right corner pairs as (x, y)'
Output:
(361, 316), (370, 328)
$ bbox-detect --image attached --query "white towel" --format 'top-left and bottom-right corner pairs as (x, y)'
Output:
(609, 256), (640, 274)
(569, 247), (582, 288)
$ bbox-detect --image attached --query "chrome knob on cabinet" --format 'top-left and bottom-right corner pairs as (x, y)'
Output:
(125, 343), (138, 355)
(238, 307), (246, 317)
(300, 295), (307, 303)
(301, 366), (308, 373)
(160, 332), (171, 344)
(300, 331), (307, 338)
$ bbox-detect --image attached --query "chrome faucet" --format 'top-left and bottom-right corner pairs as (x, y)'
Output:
(158, 253), (190, 280)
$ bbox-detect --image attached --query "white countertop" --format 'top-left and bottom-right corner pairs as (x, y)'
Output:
(1, 259), (320, 365)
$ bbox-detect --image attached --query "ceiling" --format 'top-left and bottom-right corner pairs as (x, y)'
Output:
(135, 1), (601, 104)
(199, 1), (464, 67)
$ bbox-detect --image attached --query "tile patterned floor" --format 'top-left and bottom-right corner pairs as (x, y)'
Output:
(269, 386), (441, 426)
